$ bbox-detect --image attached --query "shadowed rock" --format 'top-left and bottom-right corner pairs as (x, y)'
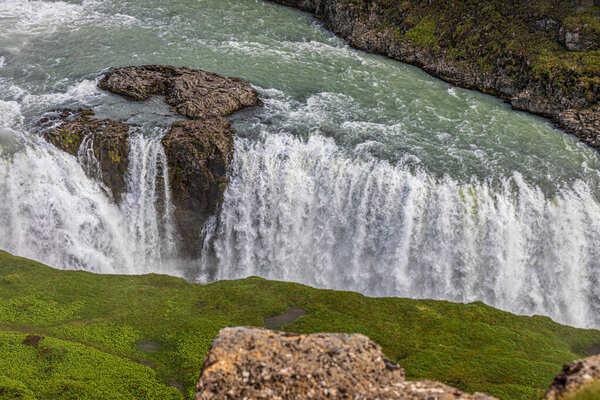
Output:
(22, 335), (44, 349)
(162, 118), (234, 253)
(196, 327), (497, 400)
(545, 354), (600, 399)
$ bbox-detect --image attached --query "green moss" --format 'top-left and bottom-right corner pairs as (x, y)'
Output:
(1, 250), (599, 400)
(108, 150), (121, 163)
(344, 0), (600, 107)
(0, 331), (181, 400)
(404, 16), (438, 49)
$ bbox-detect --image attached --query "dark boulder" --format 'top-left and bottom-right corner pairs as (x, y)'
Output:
(98, 65), (261, 118)
(162, 118), (234, 256)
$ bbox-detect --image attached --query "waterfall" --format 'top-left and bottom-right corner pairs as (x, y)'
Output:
(0, 130), (177, 275)
(201, 133), (600, 328)
(122, 130), (176, 265)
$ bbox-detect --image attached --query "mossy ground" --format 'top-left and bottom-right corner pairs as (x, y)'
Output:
(1, 250), (599, 400)
(347, 0), (600, 105)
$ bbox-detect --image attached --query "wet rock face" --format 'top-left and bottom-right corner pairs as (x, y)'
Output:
(39, 109), (131, 202)
(98, 65), (261, 118)
(162, 118), (234, 254)
(196, 327), (497, 400)
(545, 355), (600, 399)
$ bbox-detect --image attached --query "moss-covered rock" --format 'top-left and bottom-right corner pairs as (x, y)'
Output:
(269, 0), (600, 149)
(39, 109), (131, 202)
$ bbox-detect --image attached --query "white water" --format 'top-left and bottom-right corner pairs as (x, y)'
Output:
(1, 0), (600, 328)
(0, 131), (177, 275)
(200, 134), (600, 328)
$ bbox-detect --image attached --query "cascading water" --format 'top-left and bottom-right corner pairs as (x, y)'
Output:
(122, 130), (176, 266)
(2, 0), (600, 328)
(0, 130), (177, 275)
(201, 133), (600, 328)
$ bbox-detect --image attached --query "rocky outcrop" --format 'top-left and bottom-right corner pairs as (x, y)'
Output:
(267, 0), (600, 150)
(98, 65), (260, 118)
(162, 119), (234, 253)
(40, 66), (260, 255)
(545, 354), (600, 399)
(196, 327), (497, 400)
(39, 109), (131, 202)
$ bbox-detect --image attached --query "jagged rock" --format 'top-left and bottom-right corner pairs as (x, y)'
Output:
(545, 355), (600, 399)
(98, 65), (261, 118)
(196, 327), (497, 400)
(559, 26), (599, 52)
(558, 108), (600, 148)
(39, 109), (131, 201)
(162, 118), (234, 255)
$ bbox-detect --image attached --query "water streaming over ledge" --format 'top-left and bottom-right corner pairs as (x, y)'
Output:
(201, 134), (600, 328)
(1, 0), (600, 328)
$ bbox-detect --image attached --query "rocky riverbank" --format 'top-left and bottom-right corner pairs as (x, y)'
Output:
(268, 0), (600, 149)
(39, 66), (261, 257)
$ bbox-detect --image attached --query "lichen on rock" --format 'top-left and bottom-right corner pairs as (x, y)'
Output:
(545, 354), (600, 399)
(196, 327), (497, 400)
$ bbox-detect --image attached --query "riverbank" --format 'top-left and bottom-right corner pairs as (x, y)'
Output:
(269, 0), (600, 148)
(1, 250), (600, 399)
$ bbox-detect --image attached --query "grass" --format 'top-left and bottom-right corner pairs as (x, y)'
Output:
(1, 250), (599, 400)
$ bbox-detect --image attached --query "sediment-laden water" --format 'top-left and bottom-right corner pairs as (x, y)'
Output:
(1, 0), (600, 328)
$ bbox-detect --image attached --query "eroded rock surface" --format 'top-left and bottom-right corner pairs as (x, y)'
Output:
(98, 65), (261, 118)
(545, 354), (600, 399)
(196, 327), (497, 400)
(39, 109), (131, 201)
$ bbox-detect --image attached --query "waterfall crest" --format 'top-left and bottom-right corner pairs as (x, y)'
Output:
(201, 134), (600, 328)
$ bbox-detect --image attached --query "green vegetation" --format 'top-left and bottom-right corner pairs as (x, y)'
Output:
(1, 250), (599, 400)
(347, 0), (600, 105)
(567, 381), (600, 399)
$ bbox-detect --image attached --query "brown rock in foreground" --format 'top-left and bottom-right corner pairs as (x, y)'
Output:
(196, 327), (497, 400)
(545, 354), (600, 399)
(39, 109), (131, 202)
(98, 65), (261, 118)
